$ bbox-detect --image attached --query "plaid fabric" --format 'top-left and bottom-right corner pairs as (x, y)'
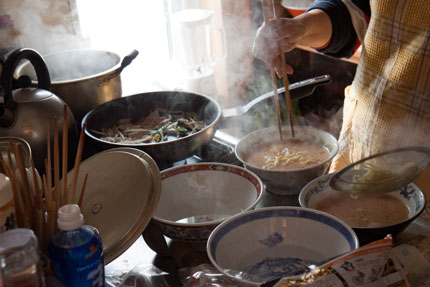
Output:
(330, 0), (430, 194)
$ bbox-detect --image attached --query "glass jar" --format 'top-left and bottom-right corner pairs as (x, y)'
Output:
(0, 228), (45, 287)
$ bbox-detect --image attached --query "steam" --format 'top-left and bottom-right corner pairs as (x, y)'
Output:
(6, 0), (86, 54)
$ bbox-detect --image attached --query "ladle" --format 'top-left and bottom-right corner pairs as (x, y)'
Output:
(329, 146), (430, 196)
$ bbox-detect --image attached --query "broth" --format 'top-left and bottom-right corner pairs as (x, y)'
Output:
(245, 139), (330, 170)
(315, 191), (409, 227)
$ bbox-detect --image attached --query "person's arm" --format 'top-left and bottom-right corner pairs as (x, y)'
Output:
(307, 0), (370, 58)
(283, 9), (332, 50)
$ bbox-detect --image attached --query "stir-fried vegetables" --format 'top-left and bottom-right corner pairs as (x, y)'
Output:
(91, 109), (206, 144)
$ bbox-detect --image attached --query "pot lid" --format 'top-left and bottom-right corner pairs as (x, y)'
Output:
(65, 149), (161, 264)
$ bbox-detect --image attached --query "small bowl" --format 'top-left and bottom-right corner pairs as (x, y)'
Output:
(152, 162), (264, 248)
(235, 126), (338, 195)
(299, 173), (426, 245)
(207, 206), (358, 285)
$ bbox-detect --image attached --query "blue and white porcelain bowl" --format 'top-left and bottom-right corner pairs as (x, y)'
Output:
(152, 163), (264, 247)
(299, 173), (426, 245)
(207, 206), (358, 285)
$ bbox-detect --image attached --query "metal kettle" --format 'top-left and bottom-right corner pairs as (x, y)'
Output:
(0, 48), (77, 170)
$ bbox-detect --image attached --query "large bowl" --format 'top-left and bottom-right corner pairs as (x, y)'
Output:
(235, 125), (338, 195)
(152, 162), (264, 249)
(299, 173), (426, 245)
(207, 206), (359, 285)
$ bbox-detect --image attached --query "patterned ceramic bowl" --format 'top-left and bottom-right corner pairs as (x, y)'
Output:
(207, 206), (358, 285)
(299, 173), (426, 245)
(152, 162), (264, 248)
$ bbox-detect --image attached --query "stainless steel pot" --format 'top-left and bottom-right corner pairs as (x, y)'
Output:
(14, 49), (138, 122)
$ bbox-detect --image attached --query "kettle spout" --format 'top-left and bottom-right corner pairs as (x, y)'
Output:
(0, 106), (15, 127)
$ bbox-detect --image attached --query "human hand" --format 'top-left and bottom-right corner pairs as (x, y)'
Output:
(252, 17), (306, 77)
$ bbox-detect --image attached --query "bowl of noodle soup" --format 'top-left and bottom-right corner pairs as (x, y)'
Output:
(299, 173), (426, 245)
(235, 125), (338, 195)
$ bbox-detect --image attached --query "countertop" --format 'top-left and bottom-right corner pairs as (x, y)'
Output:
(104, 189), (430, 287)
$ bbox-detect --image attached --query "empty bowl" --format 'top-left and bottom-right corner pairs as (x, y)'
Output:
(299, 173), (426, 245)
(207, 206), (358, 285)
(152, 162), (264, 249)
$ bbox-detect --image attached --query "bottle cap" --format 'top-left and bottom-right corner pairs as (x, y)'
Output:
(0, 173), (13, 207)
(57, 204), (84, 231)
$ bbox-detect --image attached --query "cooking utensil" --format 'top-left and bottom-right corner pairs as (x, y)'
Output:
(262, 0), (283, 141)
(0, 48), (77, 170)
(82, 75), (331, 164)
(276, 3), (296, 138)
(221, 74), (331, 117)
(329, 146), (430, 195)
(14, 49), (139, 122)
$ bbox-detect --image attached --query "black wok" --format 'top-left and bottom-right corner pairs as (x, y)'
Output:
(82, 75), (331, 164)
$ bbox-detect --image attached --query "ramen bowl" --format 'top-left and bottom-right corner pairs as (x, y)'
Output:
(207, 206), (359, 286)
(299, 173), (426, 245)
(235, 125), (338, 195)
(151, 162), (264, 250)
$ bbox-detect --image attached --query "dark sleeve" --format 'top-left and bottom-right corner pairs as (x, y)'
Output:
(306, 0), (370, 59)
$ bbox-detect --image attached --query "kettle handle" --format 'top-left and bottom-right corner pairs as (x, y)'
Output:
(0, 48), (51, 110)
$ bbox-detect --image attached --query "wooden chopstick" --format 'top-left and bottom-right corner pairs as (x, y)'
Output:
(262, 0), (283, 141)
(68, 124), (86, 204)
(53, 117), (60, 210)
(62, 105), (68, 206)
(272, 0), (295, 137)
(78, 173), (88, 207)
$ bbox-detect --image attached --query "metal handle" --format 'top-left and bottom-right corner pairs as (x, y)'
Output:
(0, 48), (51, 110)
(98, 49), (139, 85)
(222, 74), (332, 118)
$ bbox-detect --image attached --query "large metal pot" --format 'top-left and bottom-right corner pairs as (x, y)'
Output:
(82, 75), (332, 165)
(14, 49), (138, 122)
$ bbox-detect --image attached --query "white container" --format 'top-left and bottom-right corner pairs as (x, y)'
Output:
(0, 173), (15, 233)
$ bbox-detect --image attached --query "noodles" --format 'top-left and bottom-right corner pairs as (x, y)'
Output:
(91, 109), (205, 144)
(246, 139), (330, 170)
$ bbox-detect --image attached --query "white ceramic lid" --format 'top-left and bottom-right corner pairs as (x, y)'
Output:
(64, 150), (161, 264)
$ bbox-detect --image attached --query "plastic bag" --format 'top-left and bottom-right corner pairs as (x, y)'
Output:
(105, 264), (169, 287)
(179, 263), (255, 287)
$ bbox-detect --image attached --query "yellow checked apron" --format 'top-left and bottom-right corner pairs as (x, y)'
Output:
(329, 0), (430, 197)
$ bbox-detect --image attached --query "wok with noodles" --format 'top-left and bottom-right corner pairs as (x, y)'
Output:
(91, 109), (206, 144)
(82, 76), (333, 163)
(82, 91), (221, 163)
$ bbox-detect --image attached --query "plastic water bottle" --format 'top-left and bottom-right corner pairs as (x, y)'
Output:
(48, 204), (105, 286)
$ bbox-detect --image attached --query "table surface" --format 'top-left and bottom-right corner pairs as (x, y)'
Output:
(105, 189), (430, 287)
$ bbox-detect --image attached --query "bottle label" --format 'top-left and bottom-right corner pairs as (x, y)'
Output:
(50, 232), (105, 287)
(0, 200), (16, 233)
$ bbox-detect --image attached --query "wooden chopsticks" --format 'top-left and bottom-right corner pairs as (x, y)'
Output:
(262, 0), (283, 141)
(262, 0), (296, 138)
(0, 105), (87, 252)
